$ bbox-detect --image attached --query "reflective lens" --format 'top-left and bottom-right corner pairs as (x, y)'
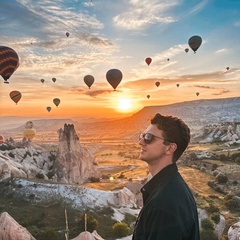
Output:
(139, 133), (164, 144)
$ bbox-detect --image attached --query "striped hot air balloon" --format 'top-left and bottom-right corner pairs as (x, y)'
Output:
(0, 46), (19, 83)
(9, 90), (22, 104)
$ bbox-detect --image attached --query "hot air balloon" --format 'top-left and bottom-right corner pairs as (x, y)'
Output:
(188, 36), (202, 53)
(147, 95), (150, 99)
(40, 79), (45, 83)
(66, 32), (70, 37)
(25, 121), (34, 129)
(53, 98), (60, 107)
(0, 46), (19, 83)
(23, 128), (36, 141)
(167, 58), (170, 61)
(155, 81), (160, 87)
(0, 134), (4, 143)
(145, 57), (152, 66)
(196, 92), (200, 96)
(84, 75), (94, 89)
(9, 90), (22, 104)
(46, 106), (51, 112)
(226, 67), (230, 71)
(106, 69), (123, 91)
(52, 77), (56, 83)
(185, 48), (189, 53)
(176, 84), (180, 87)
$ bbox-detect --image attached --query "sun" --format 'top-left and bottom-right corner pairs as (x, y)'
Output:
(118, 98), (132, 111)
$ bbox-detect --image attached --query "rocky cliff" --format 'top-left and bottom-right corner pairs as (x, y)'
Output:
(53, 124), (100, 184)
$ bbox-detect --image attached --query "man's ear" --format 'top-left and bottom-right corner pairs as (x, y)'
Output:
(166, 143), (177, 154)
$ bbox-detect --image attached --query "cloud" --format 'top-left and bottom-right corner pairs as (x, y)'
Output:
(234, 21), (240, 27)
(211, 89), (230, 96)
(3, 0), (103, 41)
(84, 89), (116, 97)
(185, 0), (209, 16)
(193, 85), (216, 89)
(113, 0), (178, 30)
(215, 48), (227, 54)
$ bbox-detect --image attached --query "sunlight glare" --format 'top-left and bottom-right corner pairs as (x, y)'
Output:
(118, 98), (132, 111)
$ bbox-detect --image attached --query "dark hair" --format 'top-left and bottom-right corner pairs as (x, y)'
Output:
(150, 113), (190, 162)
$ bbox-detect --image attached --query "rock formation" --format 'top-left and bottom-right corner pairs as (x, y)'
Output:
(228, 222), (240, 240)
(0, 212), (36, 240)
(53, 124), (100, 184)
(71, 230), (104, 240)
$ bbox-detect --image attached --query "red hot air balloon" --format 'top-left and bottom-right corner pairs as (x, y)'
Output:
(0, 134), (4, 143)
(9, 90), (22, 104)
(155, 81), (160, 87)
(106, 69), (123, 91)
(145, 57), (152, 66)
(188, 36), (202, 53)
(84, 75), (94, 89)
(0, 46), (19, 83)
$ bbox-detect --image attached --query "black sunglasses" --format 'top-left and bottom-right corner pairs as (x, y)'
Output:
(139, 133), (164, 144)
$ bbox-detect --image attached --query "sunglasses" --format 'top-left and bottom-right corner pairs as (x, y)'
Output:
(139, 133), (164, 144)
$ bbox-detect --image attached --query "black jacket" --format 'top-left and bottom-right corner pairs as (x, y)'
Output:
(132, 163), (200, 240)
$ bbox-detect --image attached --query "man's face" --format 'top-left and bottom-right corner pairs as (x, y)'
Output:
(139, 124), (169, 164)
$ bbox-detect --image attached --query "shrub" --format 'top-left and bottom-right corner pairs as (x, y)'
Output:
(189, 152), (198, 160)
(117, 172), (125, 179)
(78, 214), (99, 232)
(235, 157), (240, 164)
(224, 199), (238, 211)
(219, 154), (227, 161)
(200, 229), (218, 240)
(206, 204), (219, 214)
(8, 152), (15, 158)
(47, 171), (55, 180)
(207, 181), (225, 194)
(112, 222), (131, 238)
(201, 218), (214, 230)
(102, 173), (111, 179)
(89, 177), (100, 182)
(216, 173), (228, 184)
(211, 212), (220, 224)
(36, 173), (44, 179)
(211, 163), (218, 171)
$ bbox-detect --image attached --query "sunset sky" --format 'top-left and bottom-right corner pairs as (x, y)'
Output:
(0, 0), (239, 120)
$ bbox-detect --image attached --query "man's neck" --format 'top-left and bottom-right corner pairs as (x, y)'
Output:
(148, 159), (173, 177)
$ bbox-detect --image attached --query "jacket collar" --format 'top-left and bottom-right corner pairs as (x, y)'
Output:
(141, 163), (178, 204)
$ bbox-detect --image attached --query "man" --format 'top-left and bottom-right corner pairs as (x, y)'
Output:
(132, 113), (200, 240)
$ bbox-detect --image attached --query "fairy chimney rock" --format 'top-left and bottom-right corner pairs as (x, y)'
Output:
(0, 212), (36, 240)
(53, 124), (100, 184)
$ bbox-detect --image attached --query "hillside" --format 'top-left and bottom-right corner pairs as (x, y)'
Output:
(1, 97), (240, 141)
(74, 96), (240, 139)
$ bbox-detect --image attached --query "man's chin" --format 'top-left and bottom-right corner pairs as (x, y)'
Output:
(139, 155), (146, 162)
